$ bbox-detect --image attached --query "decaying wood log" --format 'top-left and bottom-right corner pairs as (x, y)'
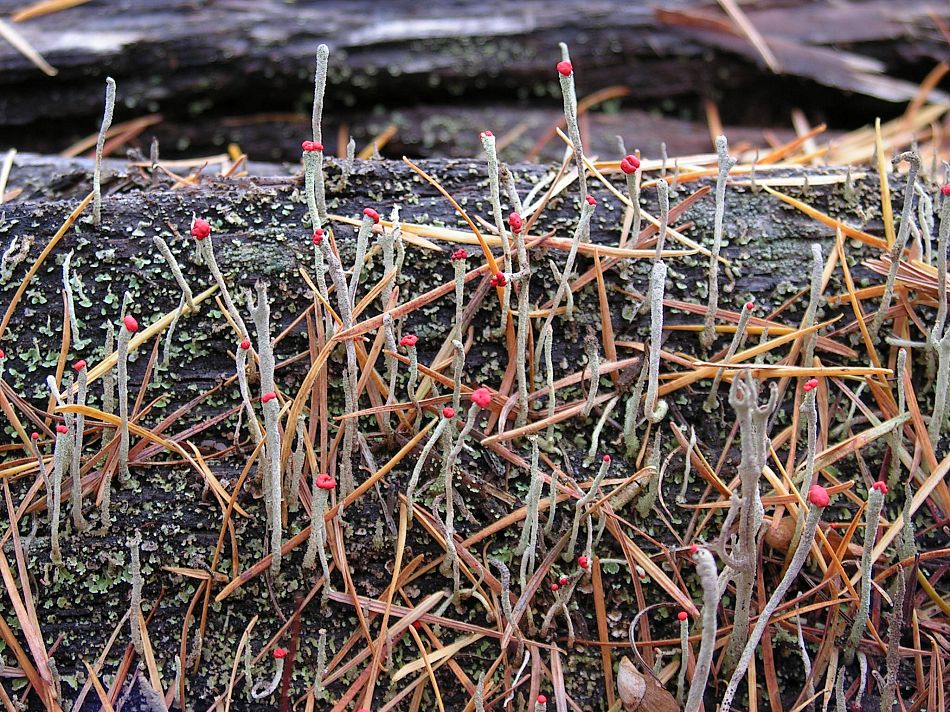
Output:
(0, 0), (946, 156)
(0, 151), (908, 709)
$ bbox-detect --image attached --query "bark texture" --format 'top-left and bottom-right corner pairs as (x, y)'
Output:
(0, 0), (945, 156)
(0, 152), (899, 710)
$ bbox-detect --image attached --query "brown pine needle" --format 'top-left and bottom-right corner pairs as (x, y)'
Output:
(762, 186), (886, 250)
(874, 117), (896, 248)
(717, 0), (782, 73)
(11, 0), (90, 21)
(0, 17), (56, 75)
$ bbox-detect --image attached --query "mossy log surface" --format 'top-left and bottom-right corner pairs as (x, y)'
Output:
(0, 153), (908, 710)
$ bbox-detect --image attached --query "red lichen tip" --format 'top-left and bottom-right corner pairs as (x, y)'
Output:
(191, 218), (211, 240)
(471, 387), (492, 409)
(585, 194), (597, 205)
(122, 315), (139, 333)
(316, 473), (336, 491)
(239, 338), (251, 350)
(450, 248), (468, 261)
(490, 271), (507, 287)
(941, 184), (950, 197)
(0, 348), (5, 359)
(273, 647), (288, 659)
(872, 480), (888, 495)
(442, 406), (456, 419)
(363, 207), (380, 224)
(577, 555), (589, 569)
(745, 301), (755, 310)
(807, 484), (830, 508)
(508, 211), (523, 234)
(73, 359), (87, 371)
(620, 155), (640, 174)
(550, 583), (559, 592)
(312, 228), (324, 245)
(400, 334), (418, 348)
(803, 378), (819, 392)
(677, 611), (689, 621)
(602, 454), (611, 463)
(558, 575), (569, 586)
(31, 432), (40, 440)
(537, 695), (547, 704)
(261, 391), (277, 404)
(480, 130), (493, 139)
(556, 60), (573, 76)
(689, 543), (698, 555)
(56, 424), (69, 434)
(301, 140), (324, 152)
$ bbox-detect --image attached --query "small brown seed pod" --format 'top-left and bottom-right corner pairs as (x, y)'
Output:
(617, 657), (679, 712)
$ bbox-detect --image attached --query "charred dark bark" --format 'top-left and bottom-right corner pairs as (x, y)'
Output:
(0, 0), (945, 158)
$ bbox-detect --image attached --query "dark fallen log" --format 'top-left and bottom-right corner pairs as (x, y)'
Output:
(0, 152), (908, 710)
(112, 105), (815, 165)
(0, 0), (945, 157)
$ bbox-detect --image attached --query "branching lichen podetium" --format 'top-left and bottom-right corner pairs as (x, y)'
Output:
(677, 425), (697, 503)
(287, 414), (306, 513)
(309, 43), (330, 223)
(349, 208), (379, 311)
(405, 407), (453, 521)
(304, 473), (336, 591)
(565, 455), (610, 563)
(704, 300), (754, 411)
(927, 183), (950, 444)
(582, 328), (600, 417)
(49, 424), (70, 565)
(92, 77), (116, 227)
(70, 359), (90, 532)
(722, 370), (778, 669)
(676, 610), (689, 705)
(870, 151), (920, 339)
(644, 256), (668, 423)
(620, 153), (642, 238)
(441, 389), (493, 595)
(248, 281), (283, 576)
(129, 530), (143, 655)
(701, 135), (737, 350)
(877, 564), (906, 711)
(636, 431), (662, 518)
(623, 355), (648, 458)
(556, 45), (588, 213)
(720, 485), (830, 712)
(515, 435), (541, 590)
(845, 480), (887, 661)
(251, 649), (288, 700)
(62, 252), (80, 345)
(381, 313), (398, 438)
(192, 218), (249, 341)
(888, 348), (907, 489)
(480, 131), (513, 331)
(314, 232), (360, 495)
(502, 177), (531, 428)
(801, 244), (823, 367)
(535, 196), (597, 372)
(683, 547), (718, 712)
(103, 311), (139, 532)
